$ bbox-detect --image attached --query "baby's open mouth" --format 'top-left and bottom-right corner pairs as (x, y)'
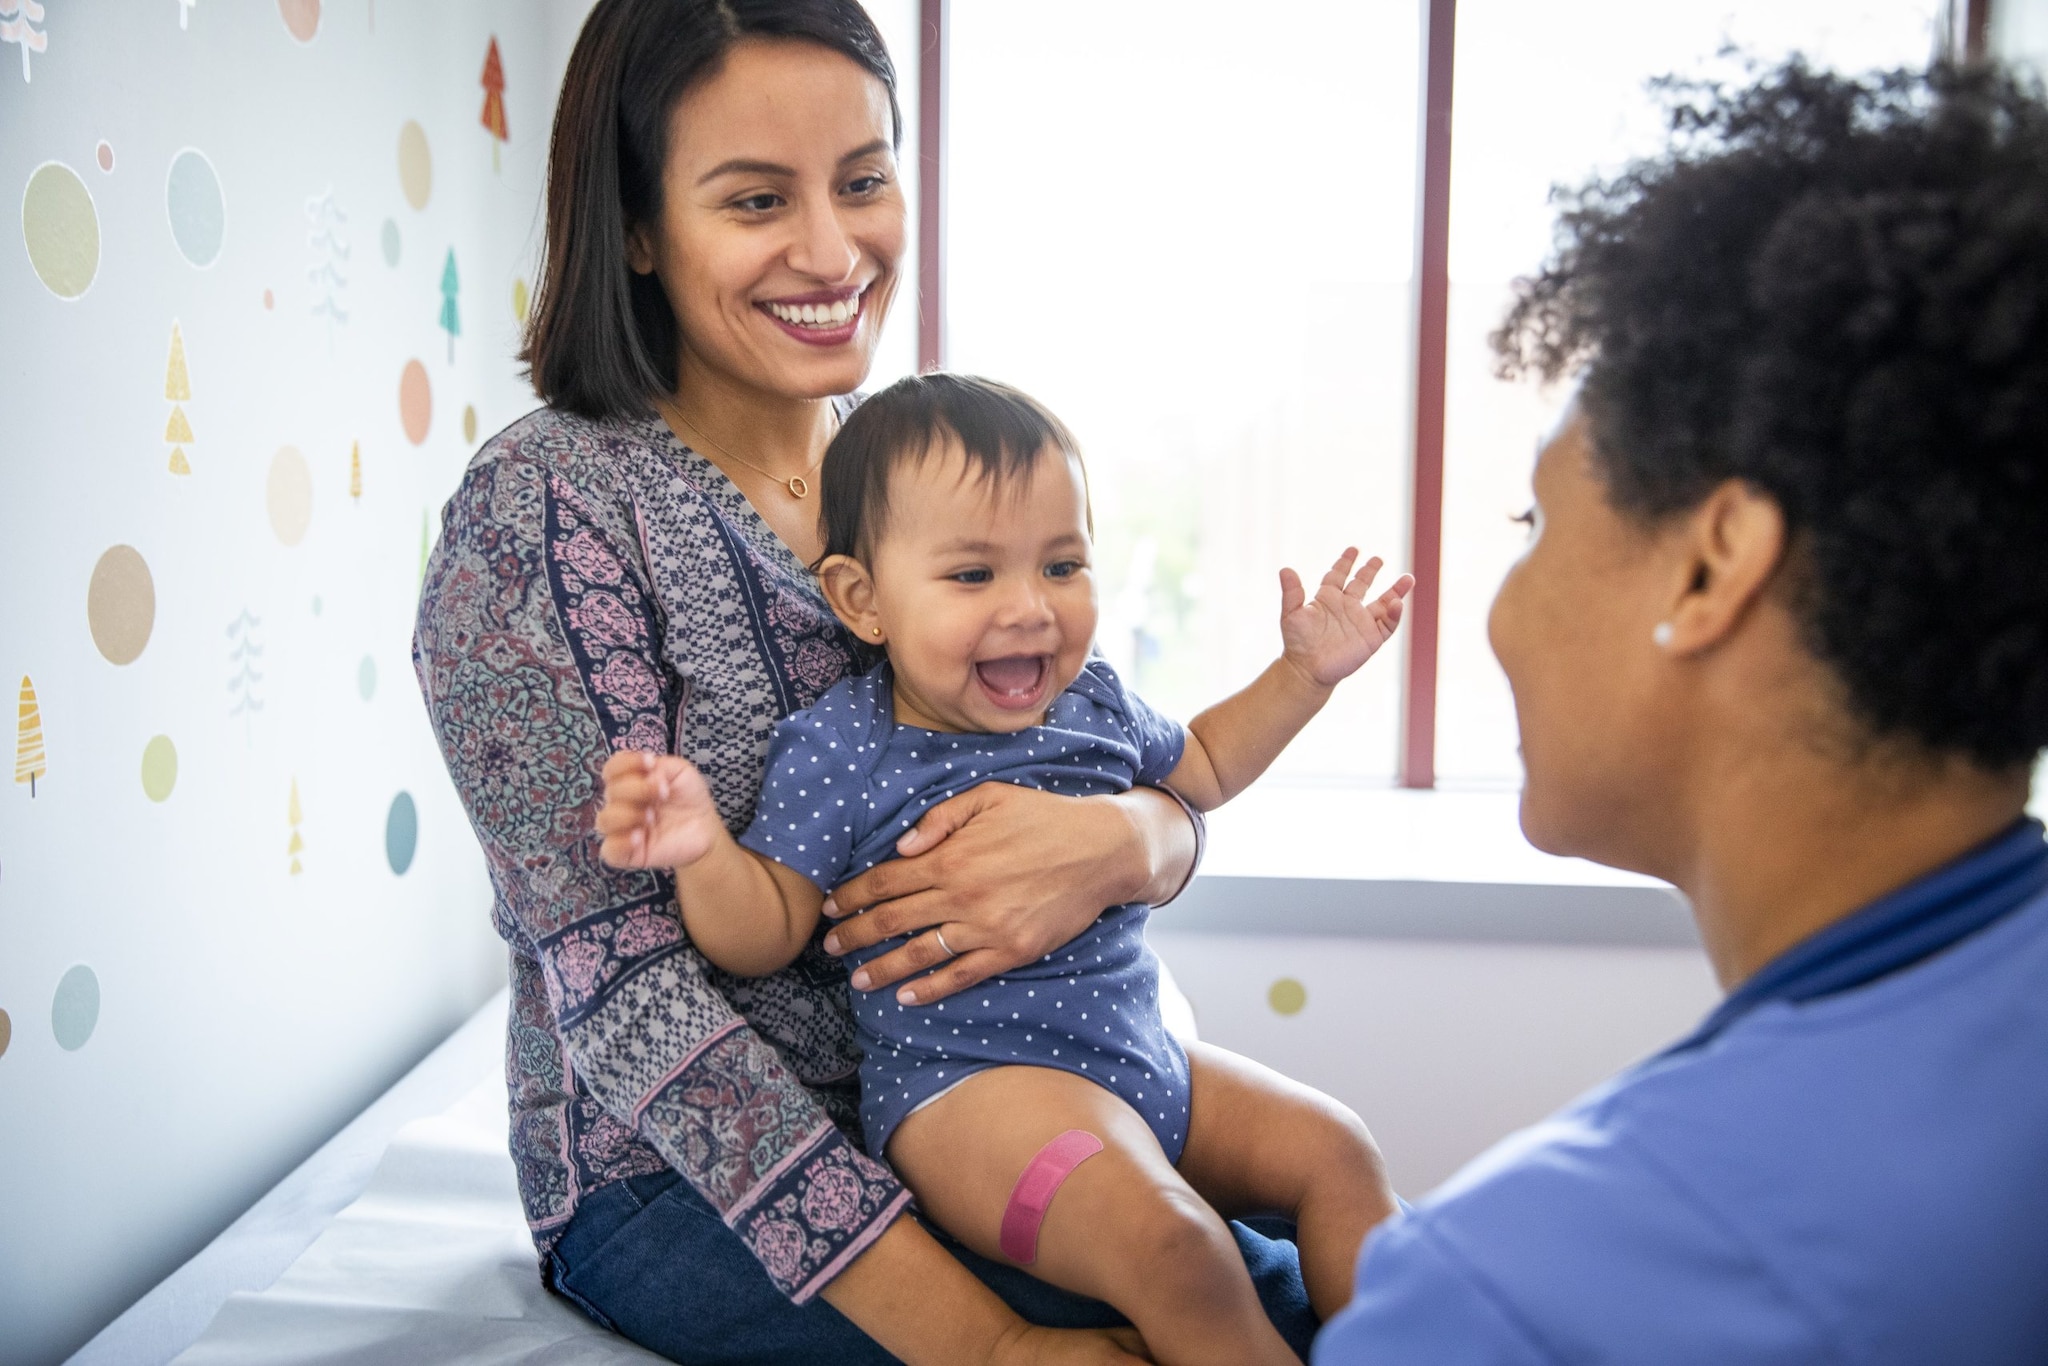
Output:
(973, 655), (1049, 710)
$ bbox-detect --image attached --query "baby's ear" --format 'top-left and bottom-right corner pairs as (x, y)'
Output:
(818, 555), (884, 642)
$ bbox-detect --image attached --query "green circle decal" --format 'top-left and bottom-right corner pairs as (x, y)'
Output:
(357, 655), (377, 700)
(52, 965), (101, 1051)
(1267, 977), (1307, 1017)
(141, 735), (178, 802)
(22, 162), (100, 299)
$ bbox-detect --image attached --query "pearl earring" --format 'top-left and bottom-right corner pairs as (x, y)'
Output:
(1652, 622), (1675, 649)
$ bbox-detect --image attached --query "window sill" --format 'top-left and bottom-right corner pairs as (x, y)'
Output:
(1167, 784), (1697, 948)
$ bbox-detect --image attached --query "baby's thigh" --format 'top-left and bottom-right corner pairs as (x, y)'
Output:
(1175, 1040), (1389, 1219)
(886, 1065), (1214, 1296)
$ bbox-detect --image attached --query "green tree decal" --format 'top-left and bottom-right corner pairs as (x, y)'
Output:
(439, 248), (460, 363)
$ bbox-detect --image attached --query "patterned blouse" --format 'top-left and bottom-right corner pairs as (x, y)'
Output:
(412, 404), (910, 1303)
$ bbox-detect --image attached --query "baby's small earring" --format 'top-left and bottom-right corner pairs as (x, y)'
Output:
(1652, 622), (1676, 649)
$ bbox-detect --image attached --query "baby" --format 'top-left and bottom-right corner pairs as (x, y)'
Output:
(599, 374), (1409, 1365)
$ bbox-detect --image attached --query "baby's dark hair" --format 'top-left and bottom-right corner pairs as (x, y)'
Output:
(1495, 59), (2048, 771)
(819, 372), (1088, 563)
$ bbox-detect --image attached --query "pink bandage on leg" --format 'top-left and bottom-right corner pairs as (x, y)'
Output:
(999, 1129), (1105, 1265)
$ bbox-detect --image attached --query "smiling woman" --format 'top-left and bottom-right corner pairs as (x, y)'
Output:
(416, 3), (1307, 1364)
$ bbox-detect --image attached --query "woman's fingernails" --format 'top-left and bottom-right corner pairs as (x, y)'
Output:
(823, 933), (842, 954)
(850, 969), (871, 990)
(896, 986), (918, 1005)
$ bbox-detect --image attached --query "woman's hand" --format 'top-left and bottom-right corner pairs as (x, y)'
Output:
(821, 782), (1195, 1004)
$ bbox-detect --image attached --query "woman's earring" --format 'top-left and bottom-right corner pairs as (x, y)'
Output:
(1652, 622), (1676, 649)
(870, 626), (883, 638)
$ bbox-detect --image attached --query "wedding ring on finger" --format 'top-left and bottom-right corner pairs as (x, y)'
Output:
(932, 927), (956, 960)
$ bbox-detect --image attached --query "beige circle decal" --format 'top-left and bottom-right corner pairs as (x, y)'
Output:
(397, 120), (432, 211)
(267, 446), (313, 545)
(278, 0), (320, 42)
(22, 162), (100, 300)
(87, 545), (156, 665)
(1267, 977), (1307, 1017)
(141, 735), (178, 802)
(462, 404), (478, 445)
(398, 359), (432, 445)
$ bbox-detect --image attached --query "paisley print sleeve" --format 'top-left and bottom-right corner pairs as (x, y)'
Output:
(414, 451), (909, 1302)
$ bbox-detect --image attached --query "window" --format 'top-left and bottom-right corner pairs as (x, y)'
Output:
(935, 1), (1948, 791)
(946, 1), (1421, 781)
(1436, 1), (1946, 784)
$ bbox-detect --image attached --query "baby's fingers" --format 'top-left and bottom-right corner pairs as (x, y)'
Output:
(1279, 566), (1306, 617)
(1343, 555), (1387, 600)
(1321, 547), (1361, 591)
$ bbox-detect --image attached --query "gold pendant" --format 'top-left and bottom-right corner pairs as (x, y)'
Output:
(787, 475), (810, 498)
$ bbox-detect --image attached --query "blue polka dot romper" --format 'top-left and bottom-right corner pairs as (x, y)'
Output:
(738, 658), (1194, 1162)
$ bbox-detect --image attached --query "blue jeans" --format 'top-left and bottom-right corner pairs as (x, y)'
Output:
(547, 1168), (1317, 1364)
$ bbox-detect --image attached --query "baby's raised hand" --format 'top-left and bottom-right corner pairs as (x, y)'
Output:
(596, 749), (725, 870)
(1278, 548), (1416, 687)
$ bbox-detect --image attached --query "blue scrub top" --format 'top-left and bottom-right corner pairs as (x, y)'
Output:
(1315, 820), (2048, 1365)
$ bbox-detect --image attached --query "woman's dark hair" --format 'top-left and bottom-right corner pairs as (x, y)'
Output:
(819, 373), (1088, 563)
(1495, 59), (2048, 770)
(522, 0), (900, 420)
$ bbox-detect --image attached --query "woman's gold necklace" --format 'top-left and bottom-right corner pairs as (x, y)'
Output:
(670, 401), (830, 500)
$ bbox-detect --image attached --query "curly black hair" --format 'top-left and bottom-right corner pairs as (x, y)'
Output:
(1496, 59), (2048, 771)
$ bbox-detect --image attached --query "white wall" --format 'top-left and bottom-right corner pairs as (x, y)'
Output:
(0, 6), (561, 1361)
(1156, 929), (1721, 1195)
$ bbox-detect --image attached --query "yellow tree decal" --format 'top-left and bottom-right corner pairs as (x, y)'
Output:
(288, 777), (304, 875)
(165, 321), (193, 475)
(15, 675), (46, 796)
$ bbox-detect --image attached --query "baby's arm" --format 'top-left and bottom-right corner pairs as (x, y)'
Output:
(1165, 549), (1412, 811)
(596, 750), (825, 977)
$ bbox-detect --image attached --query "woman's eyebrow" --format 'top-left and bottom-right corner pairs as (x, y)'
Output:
(696, 141), (892, 187)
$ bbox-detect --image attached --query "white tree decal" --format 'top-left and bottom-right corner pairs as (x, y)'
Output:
(0, 0), (48, 82)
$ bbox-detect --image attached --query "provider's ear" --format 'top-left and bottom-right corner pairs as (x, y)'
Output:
(625, 221), (656, 276)
(1656, 479), (1787, 657)
(818, 554), (885, 643)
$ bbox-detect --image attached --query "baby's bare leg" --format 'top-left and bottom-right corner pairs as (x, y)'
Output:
(1174, 1041), (1398, 1319)
(887, 1064), (1298, 1366)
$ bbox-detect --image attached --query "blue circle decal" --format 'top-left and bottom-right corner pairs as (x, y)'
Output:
(386, 791), (418, 875)
(52, 965), (101, 1051)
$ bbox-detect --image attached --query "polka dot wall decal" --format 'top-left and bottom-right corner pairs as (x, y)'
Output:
(0, 1007), (10, 1061)
(88, 545), (156, 666)
(278, 0), (320, 43)
(263, 287), (274, 310)
(398, 359), (431, 444)
(166, 148), (226, 269)
(96, 141), (115, 173)
(462, 404), (477, 444)
(380, 217), (400, 267)
(397, 120), (432, 211)
(310, 595), (322, 615)
(1267, 978), (1307, 1017)
(386, 791), (418, 875)
(357, 654), (377, 700)
(22, 162), (100, 299)
(512, 276), (529, 323)
(267, 446), (313, 545)
(141, 735), (178, 802)
(52, 965), (100, 1051)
